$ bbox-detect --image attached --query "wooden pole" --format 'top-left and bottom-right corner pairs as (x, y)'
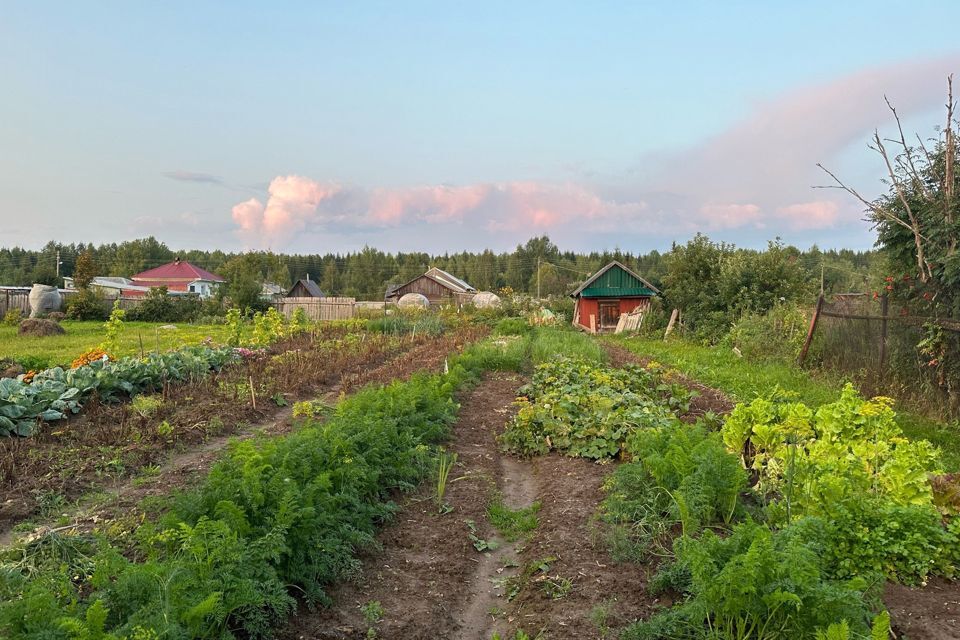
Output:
(799, 294), (824, 365)
(879, 293), (889, 371)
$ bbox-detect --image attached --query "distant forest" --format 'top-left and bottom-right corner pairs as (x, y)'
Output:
(0, 235), (880, 301)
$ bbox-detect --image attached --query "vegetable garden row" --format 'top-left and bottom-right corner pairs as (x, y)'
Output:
(495, 340), (959, 639)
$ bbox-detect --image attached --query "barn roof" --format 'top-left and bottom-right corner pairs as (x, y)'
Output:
(570, 260), (659, 298)
(389, 267), (476, 298)
(132, 259), (225, 283)
(424, 267), (476, 293)
(287, 279), (324, 297)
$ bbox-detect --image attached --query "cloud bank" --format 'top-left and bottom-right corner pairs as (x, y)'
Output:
(227, 53), (960, 250)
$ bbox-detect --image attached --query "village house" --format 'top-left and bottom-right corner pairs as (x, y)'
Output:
(570, 260), (659, 333)
(129, 258), (225, 298)
(286, 278), (324, 298)
(385, 267), (476, 305)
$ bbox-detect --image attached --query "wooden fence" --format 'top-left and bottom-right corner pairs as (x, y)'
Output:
(274, 297), (356, 321)
(0, 290), (31, 316)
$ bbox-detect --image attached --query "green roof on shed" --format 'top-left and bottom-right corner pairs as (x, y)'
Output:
(570, 260), (659, 298)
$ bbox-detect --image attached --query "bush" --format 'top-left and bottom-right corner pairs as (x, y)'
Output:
(726, 303), (810, 361)
(65, 289), (109, 320)
(125, 287), (203, 322)
(2, 308), (22, 326)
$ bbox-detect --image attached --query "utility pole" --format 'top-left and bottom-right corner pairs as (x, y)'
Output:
(55, 250), (62, 280)
(537, 257), (541, 300)
(820, 262), (824, 296)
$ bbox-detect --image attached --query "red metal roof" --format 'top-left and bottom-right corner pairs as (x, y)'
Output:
(131, 259), (225, 283)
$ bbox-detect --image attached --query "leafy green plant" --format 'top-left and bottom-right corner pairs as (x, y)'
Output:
(130, 395), (163, 418)
(98, 301), (125, 355)
(623, 521), (878, 640)
(465, 519), (500, 553)
(500, 357), (694, 459)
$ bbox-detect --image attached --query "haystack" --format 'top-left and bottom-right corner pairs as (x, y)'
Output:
(18, 318), (66, 337)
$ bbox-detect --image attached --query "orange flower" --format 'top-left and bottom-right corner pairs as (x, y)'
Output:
(23, 370), (36, 383)
(71, 348), (114, 369)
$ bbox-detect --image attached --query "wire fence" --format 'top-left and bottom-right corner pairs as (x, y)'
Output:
(801, 292), (960, 418)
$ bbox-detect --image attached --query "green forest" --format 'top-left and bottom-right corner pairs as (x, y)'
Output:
(0, 234), (879, 304)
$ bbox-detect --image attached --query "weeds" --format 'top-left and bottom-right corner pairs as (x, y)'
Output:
(465, 519), (500, 552)
(487, 495), (540, 541)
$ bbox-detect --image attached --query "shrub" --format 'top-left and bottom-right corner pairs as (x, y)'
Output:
(66, 288), (109, 321)
(125, 287), (203, 323)
(2, 308), (22, 326)
(726, 303), (810, 362)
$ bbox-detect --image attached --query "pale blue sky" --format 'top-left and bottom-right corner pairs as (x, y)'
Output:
(2, 1), (959, 253)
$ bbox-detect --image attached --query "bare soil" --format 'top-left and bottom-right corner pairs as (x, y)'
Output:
(884, 578), (960, 640)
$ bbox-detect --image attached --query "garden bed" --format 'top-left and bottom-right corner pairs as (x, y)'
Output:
(0, 325), (486, 535)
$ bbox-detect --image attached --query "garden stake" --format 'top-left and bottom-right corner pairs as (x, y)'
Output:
(249, 376), (257, 410)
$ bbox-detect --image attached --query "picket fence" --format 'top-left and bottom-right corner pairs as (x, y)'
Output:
(274, 296), (356, 321)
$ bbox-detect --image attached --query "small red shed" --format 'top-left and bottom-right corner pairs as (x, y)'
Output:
(570, 260), (659, 332)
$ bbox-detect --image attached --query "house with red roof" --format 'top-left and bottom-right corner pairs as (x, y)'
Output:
(129, 258), (225, 298)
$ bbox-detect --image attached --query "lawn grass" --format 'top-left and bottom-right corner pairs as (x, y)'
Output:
(612, 336), (960, 471)
(0, 320), (232, 368)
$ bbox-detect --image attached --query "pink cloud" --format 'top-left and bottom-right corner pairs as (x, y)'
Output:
(231, 176), (340, 248)
(369, 184), (492, 224)
(775, 201), (839, 230)
(697, 203), (762, 230)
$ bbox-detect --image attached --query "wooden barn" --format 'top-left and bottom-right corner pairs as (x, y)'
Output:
(570, 261), (659, 333)
(385, 267), (476, 305)
(287, 278), (324, 298)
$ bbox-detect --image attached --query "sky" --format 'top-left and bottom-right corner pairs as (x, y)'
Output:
(2, 1), (960, 255)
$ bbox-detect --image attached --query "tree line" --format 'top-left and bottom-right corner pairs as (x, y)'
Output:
(0, 234), (878, 324)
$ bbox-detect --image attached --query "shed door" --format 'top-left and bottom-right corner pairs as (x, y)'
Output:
(598, 301), (620, 329)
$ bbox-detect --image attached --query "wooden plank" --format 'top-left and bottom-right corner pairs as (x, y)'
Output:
(798, 294), (824, 365)
(614, 314), (627, 334)
(589, 314), (596, 334)
(664, 309), (679, 339)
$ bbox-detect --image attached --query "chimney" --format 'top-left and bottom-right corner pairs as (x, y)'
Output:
(306, 273), (310, 282)
(174, 256), (181, 265)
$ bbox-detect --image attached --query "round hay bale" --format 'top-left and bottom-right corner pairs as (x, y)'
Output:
(472, 291), (501, 309)
(18, 318), (66, 337)
(28, 284), (62, 318)
(397, 293), (430, 309)
(47, 311), (66, 322)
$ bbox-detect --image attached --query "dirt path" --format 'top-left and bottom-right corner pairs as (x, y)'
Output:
(0, 333), (478, 548)
(281, 374), (532, 640)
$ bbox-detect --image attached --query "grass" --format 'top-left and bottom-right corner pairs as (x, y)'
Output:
(0, 320), (233, 368)
(613, 336), (960, 472)
(488, 495), (541, 542)
(530, 327), (605, 365)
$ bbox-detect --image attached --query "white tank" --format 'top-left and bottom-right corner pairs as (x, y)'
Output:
(29, 284), (62, 318)
(397, 293), (430, 309)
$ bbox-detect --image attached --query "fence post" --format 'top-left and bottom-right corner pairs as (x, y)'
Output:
(799, 294), (824, 365)
(879, 293), (889, 371)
